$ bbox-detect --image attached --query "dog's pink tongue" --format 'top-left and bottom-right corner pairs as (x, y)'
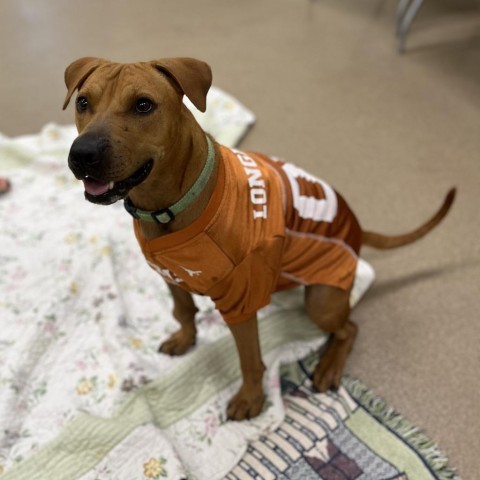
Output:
(83, 178), (110, 196)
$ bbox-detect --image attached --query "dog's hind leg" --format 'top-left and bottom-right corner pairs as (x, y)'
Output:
(305, 284), (357, 391)
(159, 283), (198, 356)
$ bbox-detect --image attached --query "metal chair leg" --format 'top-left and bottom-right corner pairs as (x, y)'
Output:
(396, 0), (413, 37)
(397, 0), (425, 53)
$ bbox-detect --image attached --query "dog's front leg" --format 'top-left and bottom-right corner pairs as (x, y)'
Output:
(159, 283), (198, 356)
(227, 314), (266, 421)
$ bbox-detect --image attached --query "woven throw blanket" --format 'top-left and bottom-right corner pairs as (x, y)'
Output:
(229, 356), (460, 480)
(0, 88), (457, 479)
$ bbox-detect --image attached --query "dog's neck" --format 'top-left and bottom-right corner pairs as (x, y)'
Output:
(128, 109), (219, 240)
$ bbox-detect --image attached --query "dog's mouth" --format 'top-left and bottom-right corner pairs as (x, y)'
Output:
(82, 159), (154, 205)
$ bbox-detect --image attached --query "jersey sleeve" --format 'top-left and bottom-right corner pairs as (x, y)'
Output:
(206, 236), (284, 324)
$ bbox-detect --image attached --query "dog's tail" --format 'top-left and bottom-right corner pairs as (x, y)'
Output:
(361, 188), (456, 250)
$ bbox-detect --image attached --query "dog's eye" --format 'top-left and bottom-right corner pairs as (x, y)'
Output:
(76, 96), (89, 113)
(135, 98), (154, 114)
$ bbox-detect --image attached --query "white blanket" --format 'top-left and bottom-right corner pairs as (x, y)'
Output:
(0, 88), (374, 480)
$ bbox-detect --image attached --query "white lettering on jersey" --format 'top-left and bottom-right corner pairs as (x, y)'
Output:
(148, 262), (184, 284)
(234, 150), (268, 219)
(282, 163), (337, 222)
(181, 266), (202, 277)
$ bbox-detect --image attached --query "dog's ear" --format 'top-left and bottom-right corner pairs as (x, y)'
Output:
(63, 57), (107, 110)
(152, 58), (212, 113)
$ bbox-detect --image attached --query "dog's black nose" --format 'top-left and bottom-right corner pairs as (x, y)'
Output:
(68, 133), (109, 169)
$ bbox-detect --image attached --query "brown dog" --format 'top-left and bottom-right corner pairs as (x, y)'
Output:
(63, 57), (455, 421)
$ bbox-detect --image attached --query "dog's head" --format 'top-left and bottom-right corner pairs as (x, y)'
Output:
(63, 57), (212, 205)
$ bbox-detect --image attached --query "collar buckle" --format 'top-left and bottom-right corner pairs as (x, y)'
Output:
(152, 208), (175, 224)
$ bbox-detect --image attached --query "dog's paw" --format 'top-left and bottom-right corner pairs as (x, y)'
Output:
(312, 351), (343, 392)
(158, 328), (196, 356)
(312, 321), (357, 392)
(227, 385), (265, 421)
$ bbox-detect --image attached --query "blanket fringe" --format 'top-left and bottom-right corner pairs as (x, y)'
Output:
(342, 376), (462, 480)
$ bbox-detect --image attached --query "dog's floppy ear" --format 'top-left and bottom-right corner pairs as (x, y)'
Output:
(63, 57), (107, 110)
(152, 57), (212, 113)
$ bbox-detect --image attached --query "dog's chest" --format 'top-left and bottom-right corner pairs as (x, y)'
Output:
(136, 148), (288, 295)
(144, 233), (235, 293)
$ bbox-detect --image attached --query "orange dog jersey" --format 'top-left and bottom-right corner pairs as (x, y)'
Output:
(133, 145), (362, 324)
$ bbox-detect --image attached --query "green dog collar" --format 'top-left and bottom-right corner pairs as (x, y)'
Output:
(124, 136), (215, 224)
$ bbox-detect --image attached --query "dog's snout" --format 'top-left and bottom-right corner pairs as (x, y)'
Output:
(68, 134), (110, 170)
